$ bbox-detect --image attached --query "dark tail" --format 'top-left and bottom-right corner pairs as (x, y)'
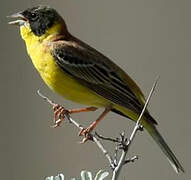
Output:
(146, 123), (184, 173)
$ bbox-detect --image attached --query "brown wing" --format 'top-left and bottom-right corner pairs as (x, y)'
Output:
(52, 42), (157, 124)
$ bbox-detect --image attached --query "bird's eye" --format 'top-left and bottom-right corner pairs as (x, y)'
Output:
(30, 13), (37, 20)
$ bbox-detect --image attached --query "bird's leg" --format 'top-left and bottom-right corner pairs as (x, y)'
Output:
(69, 107), (97, 114)
(52, 104), (97, 128)
(79, 105), (112, 142)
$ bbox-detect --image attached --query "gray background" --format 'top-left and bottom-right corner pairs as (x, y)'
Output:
(1, 0), (190, 179)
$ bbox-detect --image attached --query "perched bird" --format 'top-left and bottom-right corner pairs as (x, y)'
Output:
(8, 6), (184, 173)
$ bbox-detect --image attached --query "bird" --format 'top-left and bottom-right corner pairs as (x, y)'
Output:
(8, 5), (184, 173)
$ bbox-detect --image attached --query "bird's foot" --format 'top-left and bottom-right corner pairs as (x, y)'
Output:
(52, 104), (69, 128)
(51, 105), (97, 128)
(78, 122), (96, 143)
(78, 125), (94, 136)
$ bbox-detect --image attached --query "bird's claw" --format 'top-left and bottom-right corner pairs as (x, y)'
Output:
(80, 134), (93, 143)
(51, 119), (62, 128)
(78, 126), (94, 143)
(52, 104), (69, 128)
(78, 125), (93, 136)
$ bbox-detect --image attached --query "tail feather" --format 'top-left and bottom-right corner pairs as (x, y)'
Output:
(146, 123), (184, 173)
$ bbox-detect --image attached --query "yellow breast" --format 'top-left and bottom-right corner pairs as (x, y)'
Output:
(20, 25), (110, 107)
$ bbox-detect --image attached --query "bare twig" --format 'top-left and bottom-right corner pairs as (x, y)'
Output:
(92, 136), (115, 169)
(95, 132), (120, 143)
(37, 90), (55, 106)
(114, 146), (119, 166)
(124, 155), (139, 164)
(111, 77), (159, 180)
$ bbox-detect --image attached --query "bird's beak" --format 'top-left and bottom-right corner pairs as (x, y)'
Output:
(8, 12), (27, 26)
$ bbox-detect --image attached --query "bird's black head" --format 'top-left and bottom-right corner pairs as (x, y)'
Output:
(9, 6), (63, 36)
(22, 6), (60, 36)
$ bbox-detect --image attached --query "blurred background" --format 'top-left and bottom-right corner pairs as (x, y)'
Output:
(1, 0), (190, 179)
